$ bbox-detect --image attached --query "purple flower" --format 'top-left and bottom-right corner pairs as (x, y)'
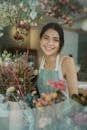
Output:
(73, 112), (87, 125)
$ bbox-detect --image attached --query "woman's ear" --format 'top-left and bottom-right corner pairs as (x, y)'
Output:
(39, 38), (42, 44)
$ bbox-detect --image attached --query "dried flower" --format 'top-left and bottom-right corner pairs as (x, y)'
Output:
(6, 86), (15, 93)
(0, 50), (37, 102)
(35, 91), (66, 108)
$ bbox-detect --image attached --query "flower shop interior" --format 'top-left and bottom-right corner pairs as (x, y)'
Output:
(0, 0), (87, 130)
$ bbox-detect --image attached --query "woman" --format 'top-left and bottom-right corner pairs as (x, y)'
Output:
(38, 22), (78, 99)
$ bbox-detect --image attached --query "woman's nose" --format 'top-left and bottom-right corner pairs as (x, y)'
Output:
(47, 39), (53, 45)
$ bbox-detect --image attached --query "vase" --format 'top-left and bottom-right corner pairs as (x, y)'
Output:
(0, 94), (9, 130)
(9, 101), (35, 130)
(0, 94), (9, 110)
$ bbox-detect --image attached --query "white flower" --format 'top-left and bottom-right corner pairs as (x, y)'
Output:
(0, 32), (3, 37)
(7, 87), (15, 93)
(19, 2), (24, 8)
(30, 10), (37, 20)
(33, 69), (38, 75)
(12, 5), (17, 11)
(38, 116), (52, 128)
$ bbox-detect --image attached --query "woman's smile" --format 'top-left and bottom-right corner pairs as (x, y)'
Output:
(44, 44), (55, 51)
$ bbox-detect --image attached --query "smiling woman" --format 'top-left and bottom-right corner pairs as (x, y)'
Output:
(38, 22), (78, 99)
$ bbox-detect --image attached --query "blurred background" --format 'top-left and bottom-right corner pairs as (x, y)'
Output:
(0, 0), (87, 80)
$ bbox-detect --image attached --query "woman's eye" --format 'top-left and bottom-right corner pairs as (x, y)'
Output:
(54, 39), (59, 42)
(43, 36), (48, 39)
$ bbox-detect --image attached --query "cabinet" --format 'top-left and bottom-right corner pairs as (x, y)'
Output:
(78, 33), (87, 81)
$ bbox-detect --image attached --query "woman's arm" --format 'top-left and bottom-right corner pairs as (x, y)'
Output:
(62, 56), (78, 97)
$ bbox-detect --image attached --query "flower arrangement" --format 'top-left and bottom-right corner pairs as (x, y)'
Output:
(0, 0), (86, 43)
(34, 80), (67, 108)
(0, 0), (85, 29)
(34, 79), (87, 108)
(0, 50), (38, 104)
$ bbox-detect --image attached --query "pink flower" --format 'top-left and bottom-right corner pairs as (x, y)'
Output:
(59, 0), (69, 4)
(13, 33), (24, 41)
(47, 80), (66, 91)
(38, 0), (48, 4)
(38, 98), (48, 106)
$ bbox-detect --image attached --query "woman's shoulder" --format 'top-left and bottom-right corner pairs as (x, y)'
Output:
(59, 54), (75, 71)
(59, 55), (75, 76)
(60, 55), (75, 71)
(60, 54), (74, 64)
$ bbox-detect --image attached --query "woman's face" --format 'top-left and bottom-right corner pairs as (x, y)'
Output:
(40, 29), (60, 56)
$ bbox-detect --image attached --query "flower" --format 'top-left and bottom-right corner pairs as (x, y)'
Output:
(69, 112), (87, 125)
(0, 0), (85, 41)
(47, 80), (66, 91)
(74, 112), (87, 125)
(59, 0), (69, 4)
(35, 90), (66, 108)
(6, 87), (15, 94)
(34, 80), (66, 108)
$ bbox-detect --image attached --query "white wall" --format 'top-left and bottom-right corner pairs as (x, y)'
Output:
(61, 30), (79, 64)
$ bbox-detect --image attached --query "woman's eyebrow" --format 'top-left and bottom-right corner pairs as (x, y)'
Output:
(43, 34), (49, 37)
(53, 36), (59, 39)
(43, 34), (59, 39)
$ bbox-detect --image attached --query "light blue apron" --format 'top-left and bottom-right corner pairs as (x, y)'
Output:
(38, 55), (69, 98)
(38, 69), (59, 93)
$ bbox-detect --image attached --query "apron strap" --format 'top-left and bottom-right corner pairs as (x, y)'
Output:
(39, 56), (45, 73)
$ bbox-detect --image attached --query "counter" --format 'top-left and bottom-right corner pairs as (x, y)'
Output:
(0, 81), (87, 130)
(0, 99), (87, 130)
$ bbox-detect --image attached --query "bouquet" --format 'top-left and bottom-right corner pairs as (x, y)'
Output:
(0, 50), (39, 106)
(34, 80), (67, 108)
(34, 80), (87, 108)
